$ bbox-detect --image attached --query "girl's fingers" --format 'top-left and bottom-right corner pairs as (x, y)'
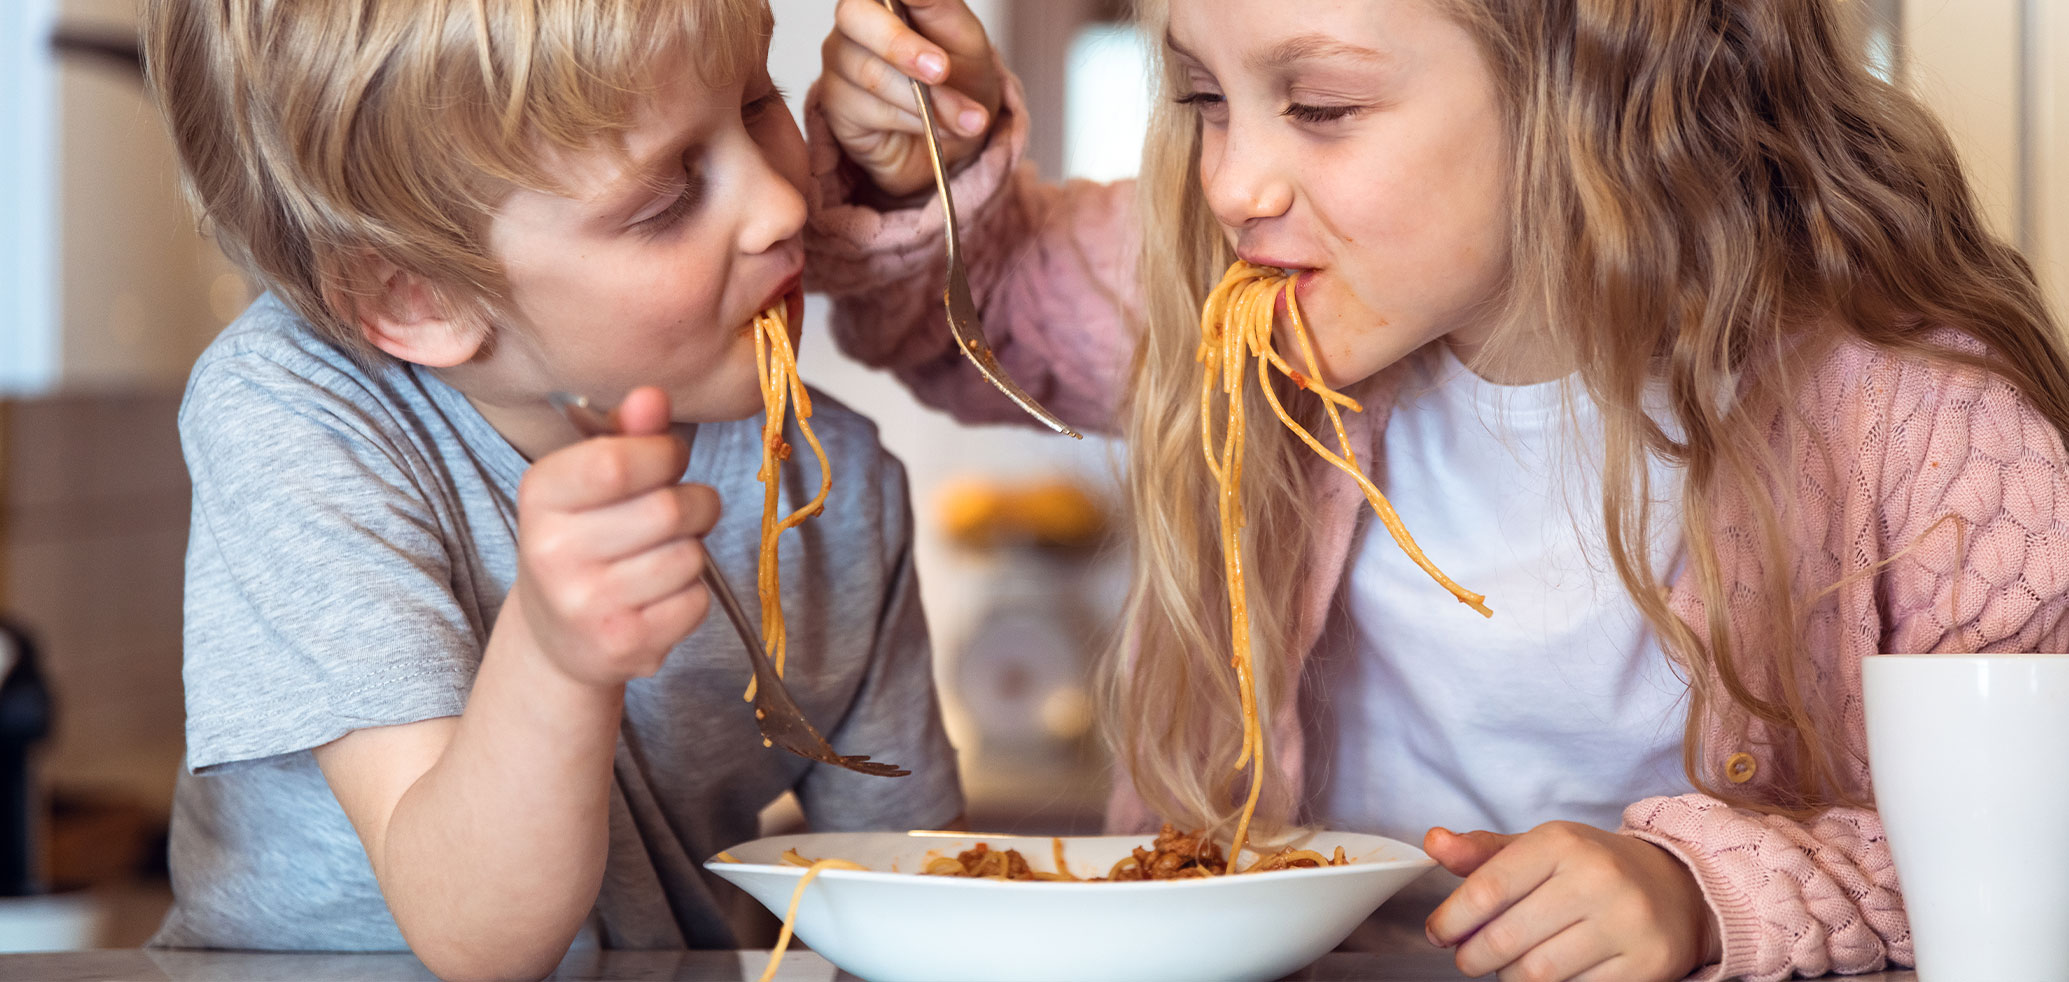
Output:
(894, 0), (995, 64)
(824, 33), (929, 117)
(820, 72), (926, 140)
(825, 34), (989, 137)
(1453, 881), (1590, 977)
(1426, 838), (1557, 947)
(1565, 954), (1635, 982)
(834, 0), (951, 84)
(1424, 827), (1514, 877)
(1490, 922), (1616, 982)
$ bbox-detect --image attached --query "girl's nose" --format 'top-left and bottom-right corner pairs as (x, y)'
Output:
(1200, 124), (1294, 229)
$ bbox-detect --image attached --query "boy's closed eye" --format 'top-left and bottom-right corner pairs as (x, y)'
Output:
(626, 85), (790, 238)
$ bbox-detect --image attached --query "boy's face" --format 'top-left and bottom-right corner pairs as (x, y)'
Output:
(447, 49), (809, 459)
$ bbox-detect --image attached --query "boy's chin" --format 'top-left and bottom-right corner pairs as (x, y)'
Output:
(668, 384), (771, 425)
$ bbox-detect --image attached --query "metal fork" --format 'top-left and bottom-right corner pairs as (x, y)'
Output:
(879, 0), (1082, 440)
(547, 392), (909, 778)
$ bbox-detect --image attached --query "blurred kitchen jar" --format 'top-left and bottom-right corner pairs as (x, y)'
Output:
(0, 618), (100, 953)
(939, 479), (1108, 764)
(1863, 654), (2069, 982)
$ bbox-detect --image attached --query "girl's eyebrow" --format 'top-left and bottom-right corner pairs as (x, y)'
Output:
(1163, 31), (1390, 71)
(1250, 33), (1389, 71)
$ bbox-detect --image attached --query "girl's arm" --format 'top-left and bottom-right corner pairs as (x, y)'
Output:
(1621, 341), (2069, 982)
(806, 3), (1141, 435)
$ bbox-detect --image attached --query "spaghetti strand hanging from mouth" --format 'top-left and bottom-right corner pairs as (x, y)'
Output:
(746, 303), (832, 704)
(1198, 261), (1491, 869)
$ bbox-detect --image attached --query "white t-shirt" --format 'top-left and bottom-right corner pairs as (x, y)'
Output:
(1306, 346), (1693, 844)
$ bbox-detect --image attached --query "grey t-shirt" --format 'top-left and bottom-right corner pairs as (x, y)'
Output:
(151, 295), (961, 951)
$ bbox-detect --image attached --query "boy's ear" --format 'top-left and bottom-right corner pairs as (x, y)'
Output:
(352, 257), (487, 368)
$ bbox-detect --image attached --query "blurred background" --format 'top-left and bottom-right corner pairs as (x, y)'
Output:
(0, 0), (2061, 951)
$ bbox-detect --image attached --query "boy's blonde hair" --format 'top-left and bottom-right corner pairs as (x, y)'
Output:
(144, 0), (773, 357)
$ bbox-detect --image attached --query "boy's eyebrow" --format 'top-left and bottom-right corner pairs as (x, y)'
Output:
(593, 135), (695, 214)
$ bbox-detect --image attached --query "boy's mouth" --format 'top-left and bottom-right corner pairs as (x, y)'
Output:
(740, 276), (805, 338)
(756, 274), (804, 323)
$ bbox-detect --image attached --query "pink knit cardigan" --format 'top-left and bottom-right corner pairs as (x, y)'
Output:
(803, 74), (2069, 981)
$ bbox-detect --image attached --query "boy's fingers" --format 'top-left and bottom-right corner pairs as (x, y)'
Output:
(835, 0), (950, 84)
(606, 536), (707, 610)
(609, 385), (672, 437)
(636, 585), (712, 659)
(526, 434), (690, 511)
(557, 482), (720, 563)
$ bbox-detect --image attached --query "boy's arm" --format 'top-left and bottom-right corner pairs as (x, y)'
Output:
(302, 390), (716, 981)
(807, 9), (1141, 435)
(311, 603), (621, 981)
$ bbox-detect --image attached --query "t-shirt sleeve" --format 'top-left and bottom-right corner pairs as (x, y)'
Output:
(179, 353), (481, 772)
(793, 463), (964, 831)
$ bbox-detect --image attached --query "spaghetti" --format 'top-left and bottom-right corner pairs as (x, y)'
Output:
(746, 303), (832, 704)
(758, 852), (868, 982)
(1198, 261), (1492, 869)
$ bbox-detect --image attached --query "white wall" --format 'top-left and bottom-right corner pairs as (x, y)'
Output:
(1, 0), (248, 396)
(1901, 0), (2069, 317)
(0, 0), (59, 394)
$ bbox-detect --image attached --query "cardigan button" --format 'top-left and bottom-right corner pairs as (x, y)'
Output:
(1725, 752), (1757, 784)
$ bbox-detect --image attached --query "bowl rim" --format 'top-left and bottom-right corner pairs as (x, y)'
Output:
(703, 829), (1436, 893)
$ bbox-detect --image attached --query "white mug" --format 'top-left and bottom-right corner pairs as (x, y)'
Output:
(1863, 654), (2069, 982)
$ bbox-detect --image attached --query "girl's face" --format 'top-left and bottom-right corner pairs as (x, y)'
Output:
(1169, 0), (1514, 387)
(450, 46), (808, 459)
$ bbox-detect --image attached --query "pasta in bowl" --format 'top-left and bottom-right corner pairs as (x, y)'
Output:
(706, 828), (1435, 982)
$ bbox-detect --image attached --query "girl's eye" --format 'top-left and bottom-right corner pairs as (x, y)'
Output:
(1282, 102), (1366, 124)
(635, 173), (704, 236)
(1174, 92), (1225, 110)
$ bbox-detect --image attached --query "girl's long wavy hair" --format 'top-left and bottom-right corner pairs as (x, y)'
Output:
(1102, 0), (2069, 836)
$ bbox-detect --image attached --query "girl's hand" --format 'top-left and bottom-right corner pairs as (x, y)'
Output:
(514, 387), (718, 688)
(821, 0), (1004, 199)
(1423, 823), (1722, 982)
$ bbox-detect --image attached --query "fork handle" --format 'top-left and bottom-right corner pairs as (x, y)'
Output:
(699, 563), (771, 675)
(877, 0), (960, 246)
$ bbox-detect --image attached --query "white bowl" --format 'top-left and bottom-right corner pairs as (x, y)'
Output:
(706, 830), (1435, 982)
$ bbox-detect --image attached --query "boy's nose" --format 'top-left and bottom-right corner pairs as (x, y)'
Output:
(739, 159), (808, 256)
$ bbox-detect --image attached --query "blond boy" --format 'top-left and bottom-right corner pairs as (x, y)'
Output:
(140, 2), (961, 977)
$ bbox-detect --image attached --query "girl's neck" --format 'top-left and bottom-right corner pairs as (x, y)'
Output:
(1442, 320), (1575, 387)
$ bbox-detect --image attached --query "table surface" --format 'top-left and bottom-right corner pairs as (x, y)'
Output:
(0, 948), (1924, 981)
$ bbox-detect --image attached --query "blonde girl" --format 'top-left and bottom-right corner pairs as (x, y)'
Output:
(809, 0), (2069, 979)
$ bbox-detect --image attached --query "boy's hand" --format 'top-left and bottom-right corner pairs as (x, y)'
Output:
(1423, 823), (1722, 982)
(821, 0), (1004, 199)
(513, 387), (719, 688)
